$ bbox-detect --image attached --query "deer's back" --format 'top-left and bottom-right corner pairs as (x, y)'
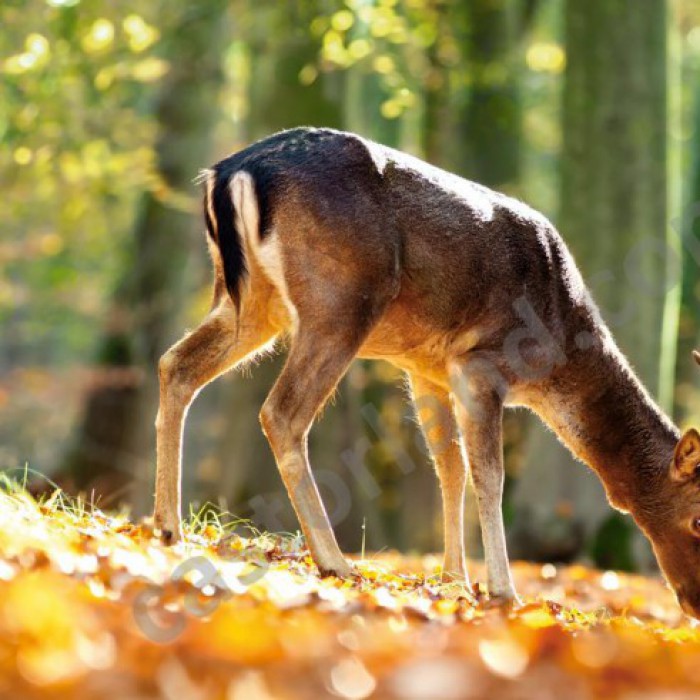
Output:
(215, 128), (594, 380)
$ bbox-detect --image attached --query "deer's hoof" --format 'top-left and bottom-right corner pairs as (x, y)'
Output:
(317, 560), (353, 579)
(488, 591), (522, 609)
(160, 529), (179, 545)
(441, 570), (469, 584)
(153, 515), (182, 546)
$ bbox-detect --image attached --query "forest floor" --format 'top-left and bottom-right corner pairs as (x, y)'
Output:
(0, 482), (699, 700)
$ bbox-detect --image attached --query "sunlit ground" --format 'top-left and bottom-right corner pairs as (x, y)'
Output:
(0, 481), (698, 700)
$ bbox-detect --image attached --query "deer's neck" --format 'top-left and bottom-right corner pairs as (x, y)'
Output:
(533, 338), (679, 513)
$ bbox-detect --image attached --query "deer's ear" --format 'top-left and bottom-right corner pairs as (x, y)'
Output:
(671, 429), (700, 482)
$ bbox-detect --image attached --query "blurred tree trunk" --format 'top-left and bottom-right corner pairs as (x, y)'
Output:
(60, 4), (229, 507)
(512, 0), (672, 568)
(675, 79), (700, 426)
(451, 0), (521, 192)
(422, 15), (449, 166)
(422, 2), (453, 166)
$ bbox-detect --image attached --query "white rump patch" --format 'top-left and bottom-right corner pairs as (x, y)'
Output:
(231, 171), (260, 243)
(230, 171), (298, 328)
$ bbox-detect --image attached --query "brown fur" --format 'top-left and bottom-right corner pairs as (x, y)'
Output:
(154, 128), (700, 612)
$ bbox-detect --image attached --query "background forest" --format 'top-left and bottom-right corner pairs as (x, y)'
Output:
(1, 0), (699, 573)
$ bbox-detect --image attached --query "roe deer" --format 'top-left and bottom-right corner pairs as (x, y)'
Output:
(153, 127), (700, 614)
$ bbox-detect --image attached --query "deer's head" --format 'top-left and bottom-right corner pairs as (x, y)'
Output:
(638, 351), (700, 618)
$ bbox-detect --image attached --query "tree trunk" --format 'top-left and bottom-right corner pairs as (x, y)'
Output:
(675, 78), (700, 425)
(451, 0), (521, 192)
(60, 4), (230, 510)
(512, 0), (672, 568)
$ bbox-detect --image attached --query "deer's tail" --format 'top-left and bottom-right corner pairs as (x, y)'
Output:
(202, 167), (254, 315)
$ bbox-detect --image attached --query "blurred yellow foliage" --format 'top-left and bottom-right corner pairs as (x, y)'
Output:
(331, 9), (355, 32)
(526, 42), (567, 74)
(131, 57), (169, 83)
(81, 19), (115, 54)
(13, 147), (32, 165)
(123, 14), (160, 53)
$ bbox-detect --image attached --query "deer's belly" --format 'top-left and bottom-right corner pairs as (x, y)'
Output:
(357, 301), (486, 388)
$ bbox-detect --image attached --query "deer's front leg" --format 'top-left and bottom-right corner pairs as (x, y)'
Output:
(155, 301), (275, 544)
(449, 363), (518, 602)
(409, 374), (468, 583)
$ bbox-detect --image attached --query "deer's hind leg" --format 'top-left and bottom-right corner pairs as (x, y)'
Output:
(154, 295), (277, 543)
(252, 187), (400, 575)
(409, 374), (469, 583)
(259, 309), (377, 577)
(257, 259), (396, 575)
